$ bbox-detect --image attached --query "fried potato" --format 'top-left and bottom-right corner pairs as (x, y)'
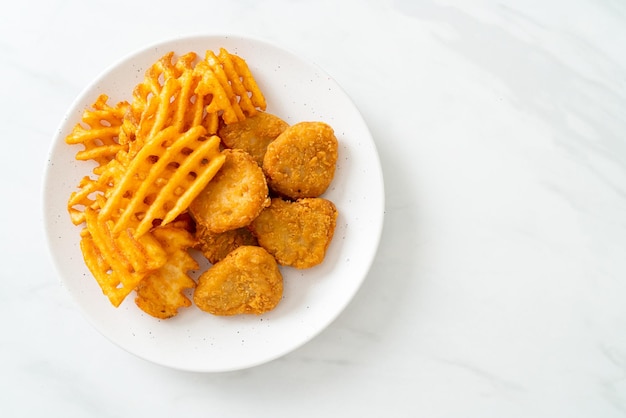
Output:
(65, 94), (129, 167)
(249, 197), (338, 269)
(195, 48), (266, 126)
(128, 52), (206, 152)
(65, 96), (130, 225)
(80, 208), (168, 307)
(195, 224), (258, 264)
(189, 149), (270, 234)
(134, 226), (198, 319)
(99, 127), (225, 237)
(193, 246), (283, 315)
(218, 111), (289, 165)
(262, 121), (338, 199)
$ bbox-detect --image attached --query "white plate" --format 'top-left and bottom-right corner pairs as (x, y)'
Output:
(43, 34), (384, 372)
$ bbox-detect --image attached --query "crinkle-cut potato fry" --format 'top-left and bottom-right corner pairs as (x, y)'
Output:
(98, 125), (225, 238)
(135, 227), (198, 319)
(80, 208), (168, 307)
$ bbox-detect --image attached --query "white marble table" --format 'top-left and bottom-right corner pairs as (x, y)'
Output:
(2, 0), (625, 416)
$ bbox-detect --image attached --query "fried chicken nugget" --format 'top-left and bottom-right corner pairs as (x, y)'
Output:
(195, 223), (258, 264)
(218, 111), (289, 166)
(189, 148), (270, 233)
(262, 121), (338, 199)
(193, 246), (283, 315)
(249, 197), (338, 269)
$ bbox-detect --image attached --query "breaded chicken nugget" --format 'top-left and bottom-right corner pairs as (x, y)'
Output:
(218, 111), (289, 166)
(195, 223), (258, 264)
(193, 246), (283, 315)
(189, 149), (270, 234)
(249, 197), (338, 269)
(263, 121), (338, 199)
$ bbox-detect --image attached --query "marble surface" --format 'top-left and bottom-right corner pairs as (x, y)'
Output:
(2, 0), (625, 416)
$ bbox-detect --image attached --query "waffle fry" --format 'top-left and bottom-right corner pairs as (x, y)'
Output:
(135, 227), (198, 319)
(67, 175), (104, 226)
(131, 53), (201, 146)
(65, 94), (129, 167)
(196, 48), (266, 125)
(67, 155), (129, 226)
(80, 208), (168, 307)
(98, 126), (225, 237)
(220, 49), (266, 115)
(66, 96), (130, 225)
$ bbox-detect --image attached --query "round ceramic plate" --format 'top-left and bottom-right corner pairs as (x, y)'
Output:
(43, 35), (384, 372)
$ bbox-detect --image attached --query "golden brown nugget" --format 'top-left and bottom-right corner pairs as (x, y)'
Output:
(189, 149), (270, 233)
(263, 121), (338, 199)
(193, 246), (283, 315)
(249, 197), (338, 269)
(218, 111), (289, 166)
(195, 224), (259, 264)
